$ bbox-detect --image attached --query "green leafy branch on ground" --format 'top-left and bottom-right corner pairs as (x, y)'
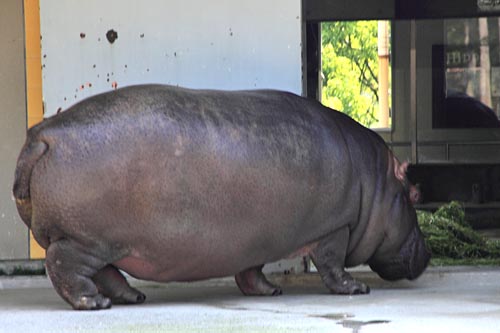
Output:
(418, 202), (500, 265)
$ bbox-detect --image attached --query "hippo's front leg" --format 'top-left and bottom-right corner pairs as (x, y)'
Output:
(45, 239), (112, 310)
(310, 227), (370, 295)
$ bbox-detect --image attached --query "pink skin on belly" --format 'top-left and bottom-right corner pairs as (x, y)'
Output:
(113, 256), (160, 281)
(286, 241), (319, 259)
(113, 240), (320, 282)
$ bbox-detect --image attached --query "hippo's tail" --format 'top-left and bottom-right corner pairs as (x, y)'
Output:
(12, 139), (48, 228)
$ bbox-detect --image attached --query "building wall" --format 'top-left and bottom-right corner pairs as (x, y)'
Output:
(40, 0), (303, 116)
(0, 0), (29, 259)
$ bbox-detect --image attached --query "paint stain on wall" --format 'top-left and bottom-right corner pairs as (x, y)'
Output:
(106, 29), (118, 44)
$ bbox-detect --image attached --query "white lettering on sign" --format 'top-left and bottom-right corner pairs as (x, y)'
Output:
(478, 0), (500, 12)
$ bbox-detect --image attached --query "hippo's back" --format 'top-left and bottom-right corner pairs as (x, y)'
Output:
(26, 84), (359, 281)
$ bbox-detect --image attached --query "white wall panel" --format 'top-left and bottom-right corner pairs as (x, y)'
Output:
(40, 0), (302, 116)
(39, 0), (305, 272)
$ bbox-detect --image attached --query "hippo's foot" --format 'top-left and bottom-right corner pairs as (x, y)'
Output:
(310, 227), (370, 295)
(320, 269), (370, 295)
(235, 265), (283, 296)
(45, 239), (115, 310)
(74, 294), (112, 310)
(93, 265), (146, 305)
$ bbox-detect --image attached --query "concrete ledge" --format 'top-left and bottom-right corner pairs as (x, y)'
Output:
(2, 265), (500, 290)
(0, 260), (45, 276)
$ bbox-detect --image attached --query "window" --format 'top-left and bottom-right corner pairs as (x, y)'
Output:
(433, 17), (500, 128)
(320, 21), (392, 129)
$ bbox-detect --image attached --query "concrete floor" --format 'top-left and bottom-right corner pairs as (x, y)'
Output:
(0, 267), (499, 333)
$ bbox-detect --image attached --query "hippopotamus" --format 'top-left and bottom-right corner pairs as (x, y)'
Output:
(13, 84), (430, 310)
(438, 90), (500, 129)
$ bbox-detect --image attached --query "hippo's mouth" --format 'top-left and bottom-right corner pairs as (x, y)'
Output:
(369, 227), (431, 281)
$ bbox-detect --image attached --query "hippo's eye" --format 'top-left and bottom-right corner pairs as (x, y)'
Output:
(393, 191), (403, 204)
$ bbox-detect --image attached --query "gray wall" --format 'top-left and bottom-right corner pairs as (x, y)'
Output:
(0, 0), (29, 259)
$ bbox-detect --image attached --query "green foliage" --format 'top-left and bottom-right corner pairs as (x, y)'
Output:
(321, 21), (382, 127)
(418, 202), (500, 265)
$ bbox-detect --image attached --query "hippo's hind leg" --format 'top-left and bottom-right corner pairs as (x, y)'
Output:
(92, 265), (146, 305)
(235, 265), (282, 296)
(45, 239), (112, 310)
(310, 227), (370, 295)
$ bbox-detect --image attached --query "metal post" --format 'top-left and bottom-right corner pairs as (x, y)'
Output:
(377, 20), (390, 128)
(410, 20), (418, 164)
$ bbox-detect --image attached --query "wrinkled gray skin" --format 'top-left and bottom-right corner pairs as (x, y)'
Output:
(13, 84), (430, 310)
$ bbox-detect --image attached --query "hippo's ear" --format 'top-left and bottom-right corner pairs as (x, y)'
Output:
(393, 157), (409, 182)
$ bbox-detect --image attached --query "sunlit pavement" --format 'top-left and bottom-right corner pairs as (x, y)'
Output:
(0, 266), (499, 333)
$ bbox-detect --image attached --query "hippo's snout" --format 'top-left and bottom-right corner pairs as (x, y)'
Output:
(369, 226), (431, 281)
(407, 228), (431, 280)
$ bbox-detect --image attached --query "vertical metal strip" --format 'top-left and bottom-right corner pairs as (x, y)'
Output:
(410, 20), (418, 164)
(301, 0), (307, 96)
(24, 0), (45, 259)
(24, 0), (43, 128)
